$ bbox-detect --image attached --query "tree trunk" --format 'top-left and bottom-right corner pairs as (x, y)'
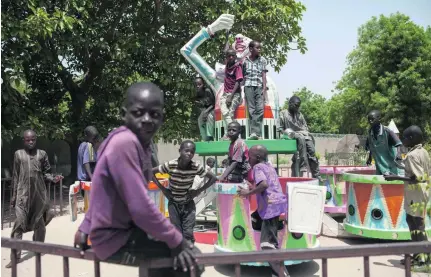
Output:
(68, 133), (79, 182)
(66, 90), (87, 184)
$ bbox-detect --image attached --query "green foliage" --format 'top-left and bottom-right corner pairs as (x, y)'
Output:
(1, 0), (307, 143)
(333, 13), (431, 138)
(282, 87), (335, 133)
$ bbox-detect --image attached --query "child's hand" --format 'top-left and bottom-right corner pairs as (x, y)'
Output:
(246, 180), (255, 189)
(53, 175), (64, 183)
(384, 175), (398, 181)
(188, 189), (200, 199)
(163, 189), (174, 200)
(237, 187), (250, 198)
(226, 96), (233, 107)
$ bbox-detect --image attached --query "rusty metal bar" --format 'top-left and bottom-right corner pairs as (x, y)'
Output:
(63, 257), (70, 277)
(35, 253), (41, 277)
(10, 184), (13, 228)
(322, 258), (328, 277)
(234, 264), (241, 277)
(53, 184), (57, 215)
(138, 261), (150, 277)
(363, 256), (370, 277)
(404, 255), (411, 277)
(94, 261), (101, 277)
(278, 262), (285, 277)
(2, 179), (6, 230)
(59, 179), (63, 214)
(11, 248), (17, 277)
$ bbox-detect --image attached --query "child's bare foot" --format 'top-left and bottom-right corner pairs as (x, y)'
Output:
(5, 259), (22, 268)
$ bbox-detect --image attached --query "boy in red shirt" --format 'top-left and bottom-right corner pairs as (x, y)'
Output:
(220, 48), (243, 140)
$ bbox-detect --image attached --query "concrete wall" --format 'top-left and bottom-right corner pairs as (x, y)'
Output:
(1, 134), (367, 178)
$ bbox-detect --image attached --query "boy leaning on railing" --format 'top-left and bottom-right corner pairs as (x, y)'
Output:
(384, 125), (431, 271)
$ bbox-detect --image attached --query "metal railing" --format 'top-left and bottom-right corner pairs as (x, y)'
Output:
(2, 237), (430, 277)
(1, 176), (65, 230)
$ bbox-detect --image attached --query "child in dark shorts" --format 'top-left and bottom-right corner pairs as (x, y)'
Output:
(218, 122), (251, 183)
(238, 145), (290, 277)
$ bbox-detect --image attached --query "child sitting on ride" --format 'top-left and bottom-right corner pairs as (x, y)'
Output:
(153, 140), (217, 243)
(384, 125), (431, 270)
(237, 145), (290, 277)
(278, 95), (322, 182)
(218, 122), (251, 183)
(220, 48), (243, 140)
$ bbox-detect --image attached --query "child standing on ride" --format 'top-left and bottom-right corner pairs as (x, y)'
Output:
(220, 49), (243, 140)
(238, 145), (289, 277)
(384, 126), (431, 270)
(153, 140), (217, 243)
(243, 40), (267, 140)
(219, 122), (251, 183)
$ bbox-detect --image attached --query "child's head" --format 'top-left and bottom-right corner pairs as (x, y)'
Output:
(401, 125), (423, 148)
(179, 140), (196, 163)
(84, 126), (99, 144)
(227, 121), (241, 141)
(221, 159), (229, 168)
(367, 110), (381, 127)
(206, 157), (215, 168)
(288, 95), (301, 113)
(225, 48), (237, 66)
(122, 82), (164, 147)
(249, 40), (262, 57)
(195, 77), (205, 94)
(249, 145), (268, 167)
(23, 129), (37, 150)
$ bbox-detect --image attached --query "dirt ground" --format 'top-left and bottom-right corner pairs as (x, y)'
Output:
(1, 213), (429, 277)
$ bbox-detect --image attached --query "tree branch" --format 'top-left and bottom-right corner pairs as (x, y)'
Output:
(44, 39), (80, 94)
(79, 0), (130, 93)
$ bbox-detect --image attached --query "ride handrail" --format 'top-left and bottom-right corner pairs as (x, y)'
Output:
(2, 237), (430, 277)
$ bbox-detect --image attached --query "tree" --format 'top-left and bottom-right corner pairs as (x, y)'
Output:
(2, 0), (307, 177)
(333, 13), (431, 138)
(282, 87), (335, 133)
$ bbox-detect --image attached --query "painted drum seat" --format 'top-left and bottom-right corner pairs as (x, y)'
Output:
(214, 177), (321, 266)
(320, 166), (373, 214)
(148, 178), (170, 217)
(343, 170), (431, 240)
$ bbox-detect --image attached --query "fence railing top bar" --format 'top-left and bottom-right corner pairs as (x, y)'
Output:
(1, 238), (97, 261)
(3, 237), (431, 268)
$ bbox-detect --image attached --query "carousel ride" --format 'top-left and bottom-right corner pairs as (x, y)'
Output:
(180, 14), (326, 266)
(343, 170), (431, 240)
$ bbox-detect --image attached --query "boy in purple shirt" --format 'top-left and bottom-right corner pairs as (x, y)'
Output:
(220, 49), (243, 139)
(238, 145), (289, 277)
(73, 82), (202, 276)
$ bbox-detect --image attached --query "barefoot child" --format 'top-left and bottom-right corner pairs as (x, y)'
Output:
(7, 130), (62, 268)
(74, 83), (202, 276)
(238, 145), (290, 277)
(219, 121), (251, 183)
(153, 140), (217, 243)
(384, 125), (430, 270)
(243, 40), (268, 140)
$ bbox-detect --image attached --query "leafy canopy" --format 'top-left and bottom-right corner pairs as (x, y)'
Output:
(1, 0), (307, 142)
(333, 13), (431, 137)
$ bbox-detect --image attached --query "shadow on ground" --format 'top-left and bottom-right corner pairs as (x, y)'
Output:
(214, 261), (320, 277)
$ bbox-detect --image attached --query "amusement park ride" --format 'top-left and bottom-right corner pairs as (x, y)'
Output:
(68, 13), (429, 268)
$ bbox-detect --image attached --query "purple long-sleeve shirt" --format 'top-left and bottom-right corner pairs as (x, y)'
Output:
(79, 126), (182, 260)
